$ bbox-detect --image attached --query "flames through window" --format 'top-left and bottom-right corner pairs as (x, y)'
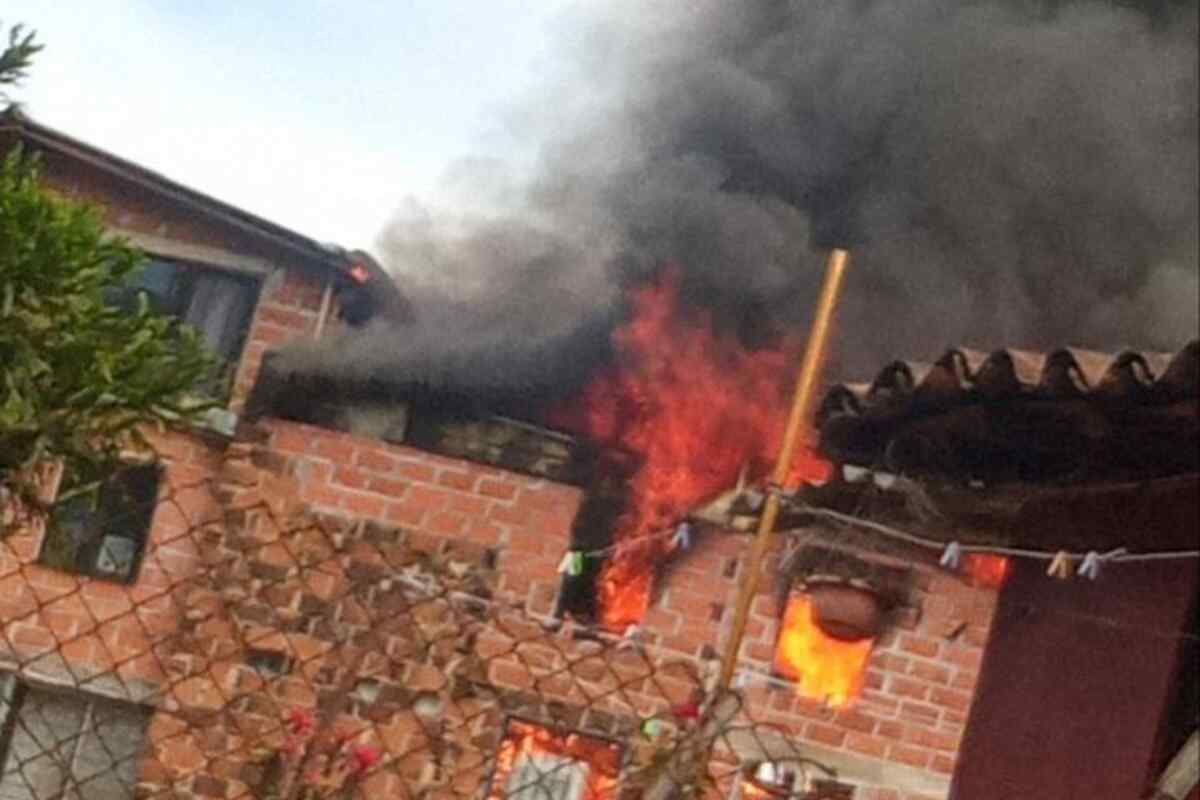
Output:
(771, 549), (908, 708)
(487, 719), (622, 800)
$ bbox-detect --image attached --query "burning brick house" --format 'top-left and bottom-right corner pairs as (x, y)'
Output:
(1, 107), (1196, 800)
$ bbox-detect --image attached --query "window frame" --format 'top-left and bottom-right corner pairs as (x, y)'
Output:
(107, 254), (262, 401)
(486, 716), (624, 800)
(37, 462), (163, 585)
(0, 675), (150, 799)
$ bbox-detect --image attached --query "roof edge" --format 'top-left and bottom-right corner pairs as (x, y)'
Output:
(1, 106), (347, 274)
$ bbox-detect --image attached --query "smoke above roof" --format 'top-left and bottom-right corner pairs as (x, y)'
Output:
(277, 0), (1198, 405)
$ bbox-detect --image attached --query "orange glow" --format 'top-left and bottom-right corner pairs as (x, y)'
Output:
(488, 720), (621, 800)
(773, 594), (873, 707)
(551, 266), (831, 629)
(741, 776), (785, 800)
(964, 554), (1010, 589)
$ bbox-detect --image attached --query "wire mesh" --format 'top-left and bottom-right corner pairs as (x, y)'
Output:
(0, 468), (843, 800)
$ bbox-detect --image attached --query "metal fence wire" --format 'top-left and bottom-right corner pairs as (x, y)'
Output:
(0, 470), (846, 800)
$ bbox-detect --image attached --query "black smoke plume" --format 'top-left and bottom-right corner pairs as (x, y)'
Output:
(276, 0), (1198, 408)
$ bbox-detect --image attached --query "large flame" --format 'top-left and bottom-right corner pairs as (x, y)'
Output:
(488, 720), (621, 800)
(552, 266), (832, 630)
(773, 594), (873, 707)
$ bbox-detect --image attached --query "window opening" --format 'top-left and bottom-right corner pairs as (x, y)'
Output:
(39, 464), (161, 583)
(106, 257), (259, 398)
(0, 677), (149, 799)
(487, 718), (622, 800)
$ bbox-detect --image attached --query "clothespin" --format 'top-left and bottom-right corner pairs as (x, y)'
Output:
(557, 551), (585, 577)
(672, 522), (692, 551)
(1046, 551), (1073, 580)
(939, 541), (963, 570)
(640, 718), (663, 739)
(1078, 551), (1102, 580)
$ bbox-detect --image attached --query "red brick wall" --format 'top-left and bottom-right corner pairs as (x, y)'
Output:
(3, 399), (996, 799)
(259, 419), (584, 611)
(229, 267), (327, 409)
(0, 429), (223, 693)
(641, 533), (997, 800)
(159, 415), (994, 798)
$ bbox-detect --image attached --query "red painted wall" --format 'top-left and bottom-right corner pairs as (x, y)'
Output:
(951, 557), (1199, 799)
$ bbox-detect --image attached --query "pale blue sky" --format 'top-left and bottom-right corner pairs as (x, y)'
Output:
(4, 1), (577, 250)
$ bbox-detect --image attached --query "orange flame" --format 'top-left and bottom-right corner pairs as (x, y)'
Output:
(772, 594), (873, 707)
(552, 266), (832, 630)
(488, 720), (621, 800)
(964, 554), (1010, 589)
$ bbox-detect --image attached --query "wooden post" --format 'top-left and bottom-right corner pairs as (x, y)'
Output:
(716, 248), (850, 692)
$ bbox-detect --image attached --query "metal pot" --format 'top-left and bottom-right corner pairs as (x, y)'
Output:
(807, 582), (883, 642)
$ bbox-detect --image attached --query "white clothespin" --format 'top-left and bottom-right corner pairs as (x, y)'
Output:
(1078, 551), (1102, 580)
(672, 522), (692, 550)
(939, 541), (963, 570)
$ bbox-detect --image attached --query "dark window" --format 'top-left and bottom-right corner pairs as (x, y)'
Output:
(39, 464), (161, 583)
(0, 677), (149, 799)
(106, 258), (259, 397)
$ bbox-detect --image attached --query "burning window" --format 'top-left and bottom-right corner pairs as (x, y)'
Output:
(772, 548), (907, 707)
(772, 591), (876, 708)
(488, 719), (622, 800)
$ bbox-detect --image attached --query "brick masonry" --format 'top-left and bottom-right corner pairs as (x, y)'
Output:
(4, 400), (996, 800)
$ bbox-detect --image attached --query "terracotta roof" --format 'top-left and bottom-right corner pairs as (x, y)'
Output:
(815, 341), (1199, 485)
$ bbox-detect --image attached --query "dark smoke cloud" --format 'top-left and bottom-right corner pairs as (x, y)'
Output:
(279, 0), (1198, 403)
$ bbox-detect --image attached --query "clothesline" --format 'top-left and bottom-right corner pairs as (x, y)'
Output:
(553, 493), (1200, 580)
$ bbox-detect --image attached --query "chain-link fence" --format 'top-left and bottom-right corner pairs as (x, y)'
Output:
(0, 462), (853, 800)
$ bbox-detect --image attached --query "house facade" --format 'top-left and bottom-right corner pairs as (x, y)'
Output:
(0, 109), (368, 797)
(0, 110), (1195, 800)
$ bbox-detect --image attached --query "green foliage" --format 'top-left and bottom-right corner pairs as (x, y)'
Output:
(0, 148), (215, 508)
(0, 23), (42, 100)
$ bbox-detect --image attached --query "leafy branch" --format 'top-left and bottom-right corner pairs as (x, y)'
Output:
(0, 23), (42, 100)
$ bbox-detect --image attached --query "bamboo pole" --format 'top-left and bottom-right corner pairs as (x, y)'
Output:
(716, 247), (850, 691)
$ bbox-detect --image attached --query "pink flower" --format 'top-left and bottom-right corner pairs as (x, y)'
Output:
(348, 744), (382, 774)
(672, 700), (701, 721)
(286, 708), (316, 737)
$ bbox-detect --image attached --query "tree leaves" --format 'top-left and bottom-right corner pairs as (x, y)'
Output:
(0, 23), (42, 100)
(0, 149), (216, 515)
